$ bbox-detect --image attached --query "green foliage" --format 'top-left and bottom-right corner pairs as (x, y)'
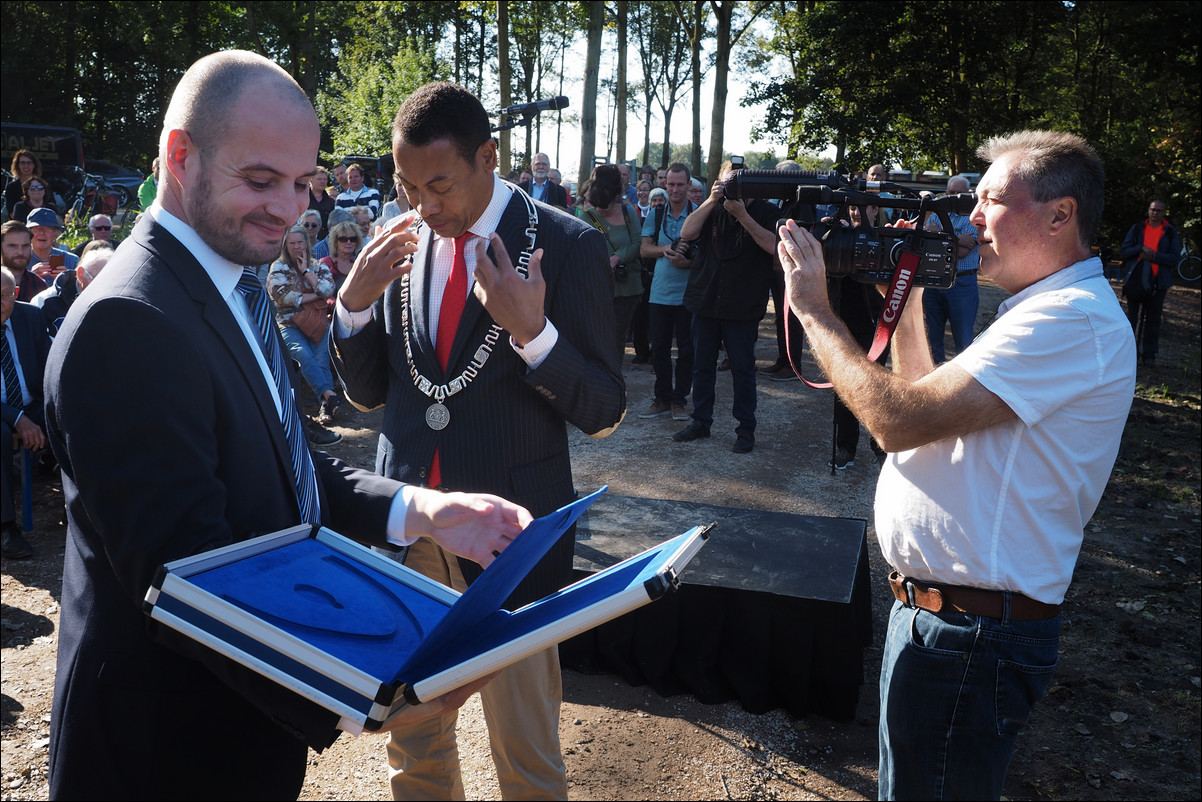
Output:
(634, 142), (696, 168)
(315, 42), (444, 161)
(747, 0), (1199, 254)
(3, 0), (1196, 249)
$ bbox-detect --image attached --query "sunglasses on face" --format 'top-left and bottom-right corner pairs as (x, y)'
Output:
(91, 225), (112, 231)
(336, 236), (356, 243)
(29, 185), (46, 191)
(302, 222), (320, 229)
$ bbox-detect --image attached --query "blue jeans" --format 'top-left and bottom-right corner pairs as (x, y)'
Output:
(879, 599), (1060, 800)
(690, 315), (758, 433)
(923, 272), (979, 363)
(280, 324), (335, 403)
(648, 303), (693, 405)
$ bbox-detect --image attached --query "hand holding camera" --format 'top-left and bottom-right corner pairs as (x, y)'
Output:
(668, 238), (696, 263)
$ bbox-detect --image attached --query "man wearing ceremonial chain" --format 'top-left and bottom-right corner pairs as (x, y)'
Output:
(332, 82), (625, 800)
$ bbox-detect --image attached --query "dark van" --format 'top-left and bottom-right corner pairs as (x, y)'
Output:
(2, 122), (86, 215)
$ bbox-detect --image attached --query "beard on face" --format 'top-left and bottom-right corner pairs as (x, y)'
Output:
(2, 249), (31, 272)
(188, 165), (289, 266)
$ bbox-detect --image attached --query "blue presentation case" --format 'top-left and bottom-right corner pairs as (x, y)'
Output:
(142, 487), (710, 731)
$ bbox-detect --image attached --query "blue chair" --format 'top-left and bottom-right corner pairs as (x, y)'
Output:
(20, 447), (33, 532)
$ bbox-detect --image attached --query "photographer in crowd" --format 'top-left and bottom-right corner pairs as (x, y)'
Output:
(638, 163), (698, 421)
(778, 130), (1135, 800)
(671, 158), (777, 453)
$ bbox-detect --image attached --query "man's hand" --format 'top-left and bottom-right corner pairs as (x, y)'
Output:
(337, 211), (421, 313)
(406, 488), (532, 568)
(471, 233), (547, 347)
(30, 262), (55, 279)
(378, 671), (500, 733)
(13, 415), (46, 451)
(722, 197), (748, 220)
(1139, 245), (1156, 260)
(663, 244), (691, 269)
(777, 220), (833, 321)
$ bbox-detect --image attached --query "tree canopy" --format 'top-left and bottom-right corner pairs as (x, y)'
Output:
(3, 0), (1195, 246)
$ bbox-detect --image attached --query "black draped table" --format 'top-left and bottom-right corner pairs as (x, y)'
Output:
(559, 494), (873, 721)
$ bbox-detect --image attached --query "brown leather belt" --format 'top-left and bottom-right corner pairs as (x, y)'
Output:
(888, 570), (1060, 621)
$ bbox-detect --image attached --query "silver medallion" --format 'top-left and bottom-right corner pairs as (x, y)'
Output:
(425, 402), (450, 431)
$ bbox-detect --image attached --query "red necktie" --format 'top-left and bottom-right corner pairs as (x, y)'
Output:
(430, 233), (471, 488)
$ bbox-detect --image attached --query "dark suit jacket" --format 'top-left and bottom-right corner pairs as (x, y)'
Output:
(44, 214), (402, 801)
(333, 191), (624, 607)
(1, 301), (50, 430)
(520, 178), (569, 210)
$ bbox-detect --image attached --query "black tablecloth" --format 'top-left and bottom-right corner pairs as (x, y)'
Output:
(559, 495), (873, 721)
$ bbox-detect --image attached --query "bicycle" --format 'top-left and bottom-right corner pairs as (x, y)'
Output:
(68, 169), (121, 225)
(1178, 243), (1201, 282)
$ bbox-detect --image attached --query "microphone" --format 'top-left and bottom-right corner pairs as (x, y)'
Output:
(501, 96), (570, 117)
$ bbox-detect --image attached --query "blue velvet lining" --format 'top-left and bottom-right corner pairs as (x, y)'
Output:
(403, 531), (692, 679)
(153, 592), (378, 714)
(186, 487), (607, 682)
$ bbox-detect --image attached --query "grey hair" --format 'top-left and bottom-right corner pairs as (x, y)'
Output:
(978, 130), (1104, 249)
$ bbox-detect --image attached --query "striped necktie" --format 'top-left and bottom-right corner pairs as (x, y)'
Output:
(1, 323), (24, 411)
(235, 268), (321, 525)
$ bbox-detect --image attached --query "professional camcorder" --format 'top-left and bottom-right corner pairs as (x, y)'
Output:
(721, 169), (977, 289)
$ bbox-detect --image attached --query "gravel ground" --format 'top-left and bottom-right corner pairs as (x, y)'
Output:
(5, 278), (1199, 801)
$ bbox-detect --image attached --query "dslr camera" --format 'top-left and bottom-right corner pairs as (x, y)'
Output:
(720, 169), (976, 289)
(669, 237), (697, 261)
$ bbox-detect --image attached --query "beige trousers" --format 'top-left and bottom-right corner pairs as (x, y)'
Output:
(388, 537), (568, 801)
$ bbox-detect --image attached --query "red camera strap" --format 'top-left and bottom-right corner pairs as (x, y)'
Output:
(783, 246), (921, 390)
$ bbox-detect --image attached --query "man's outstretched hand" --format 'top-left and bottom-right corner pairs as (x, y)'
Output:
(407, 489), (533, 568)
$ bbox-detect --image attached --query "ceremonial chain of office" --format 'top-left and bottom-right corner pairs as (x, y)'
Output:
(400, 183), (539, 430)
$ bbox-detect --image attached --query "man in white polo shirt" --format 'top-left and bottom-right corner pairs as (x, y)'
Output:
(777, 130), (1136, 800)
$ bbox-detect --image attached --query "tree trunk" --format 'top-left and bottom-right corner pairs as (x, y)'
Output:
(578, 1), (605, 188)
(616, 0), (628, 164)
(662, 100), (676, 169)
(690, 1), (704, 178)
(705, 1), (733, 186)
(498, 1), (511, 176)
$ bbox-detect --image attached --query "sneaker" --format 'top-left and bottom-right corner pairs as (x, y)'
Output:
(671, 403), (690, 421)
(768, 365), (799, 382)
(2, 526), (33, 560)
(759, 358), (788, 374)
(831, 448), (855, 470)
(317, 392), (342, 424)
(638, 399), (672, 419)
(732, 431), (755, 453)
(306, 420), (343, 446)
(672, 421), (710, 442)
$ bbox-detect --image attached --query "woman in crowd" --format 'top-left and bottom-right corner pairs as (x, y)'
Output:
(318, 218), (361, 291)
(376, 172), (411, 232)
(266, 226), (343, 425)
(576, 164), (644, 365)
(307, 166), (336, 239)
(10, 177), (52, 223)
(6, 149), (43, 217)
(297, 209), (323, 246)
(635, 179), (653, 219)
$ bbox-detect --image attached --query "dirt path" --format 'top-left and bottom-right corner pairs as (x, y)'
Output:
(3, 280), (1199, 801)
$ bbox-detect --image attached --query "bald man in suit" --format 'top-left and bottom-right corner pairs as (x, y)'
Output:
(44, 52), (529, 801)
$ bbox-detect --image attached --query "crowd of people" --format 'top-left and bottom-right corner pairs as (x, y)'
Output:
(0, 46), (1184, 802)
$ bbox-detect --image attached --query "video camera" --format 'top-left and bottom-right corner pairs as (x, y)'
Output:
(721, 169), (977, 289)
